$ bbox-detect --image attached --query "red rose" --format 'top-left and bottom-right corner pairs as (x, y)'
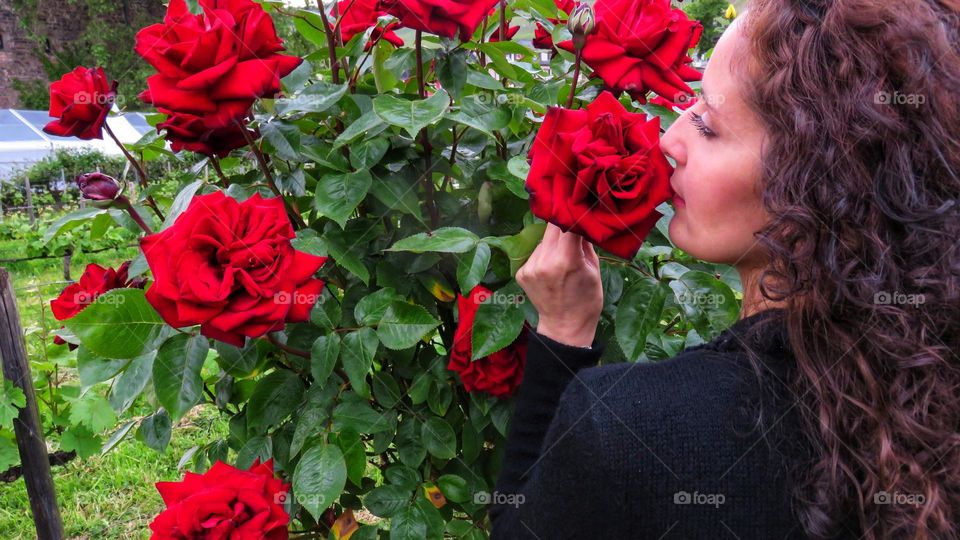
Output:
(381, 0), (500, 41)
(533, 0), (576, 50)
(50, 262), (146, 347)
(155, 109), (258, 158)
(447, 286), (527, 398)
(43, 66), (117, 140)
(140, 191), (327, 346)
(525, 91), (672, 259)
(335, 0), (404, 49)
(136, 0), (301, 154)
(558, 0), (702, 103)
(149, 458), (289, 540)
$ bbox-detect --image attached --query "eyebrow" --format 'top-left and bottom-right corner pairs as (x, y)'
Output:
(700, 83), (718, 114)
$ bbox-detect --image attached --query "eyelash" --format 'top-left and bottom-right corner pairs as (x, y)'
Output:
(689, 111), (716, 138)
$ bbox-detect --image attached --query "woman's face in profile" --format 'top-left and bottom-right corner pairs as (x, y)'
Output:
(660, 14), (771, 269)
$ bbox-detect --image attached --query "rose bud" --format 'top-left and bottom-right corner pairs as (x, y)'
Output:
(77, 172), (121, 205)
(568, 4), (596, 49)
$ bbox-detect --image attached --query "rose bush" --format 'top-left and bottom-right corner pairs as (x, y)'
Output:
(38, 1), (742, 537)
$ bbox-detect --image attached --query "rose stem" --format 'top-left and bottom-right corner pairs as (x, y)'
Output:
(103, 123), (165, 221)
(209, 156), (230, 187)
(479, 18), (487, 67)
(499, 0), (507, 41)
(317, 0), (341, 84)
(236, 120), (308, 229)
(415, 30), (440, 228)
(116, 196), (153, 234)
(567, 45), (584, 109)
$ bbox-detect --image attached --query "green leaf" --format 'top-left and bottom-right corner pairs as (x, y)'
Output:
(332, 400), (392, 433)
(153, 334), (209, 420)
(69, 393), (116, 433)
(293, 10), (328, 46)
(437, 474), (469, 503)
(64, 289), (165, 359)
(109, 351), (157, 414)
(471, 284), (526, 360)
(372, 372), (402, 409)
(420, 417), (456, 459)
(373, 89), (450, 138)
(365, 484), (410, 518)
(478, 43), (517, 78)
(75, 347), (128, 390)
(213, 341), (260, 378)
(236, 435), (273, 469)
(436, 50), (468, 101)
(247, 370), (306, 434)
(341, 328), (378, 398)
(390, 505), (428, 540)
(0, 380), (26, 426)
(350, 138), (389, 170)
(293, 443), (347, 520)
(61, 425), (101, 458)
(276, 81), (347, 115)
(616, 279), (668, 362)
(670, 270), (740, 339)
(388, 227), (479, 254)
(334, 110), (385, 148)
(162, 180), (203, 229)
(136, 409), (172, 452)
(310, 334), (341, 386)
(261, 122), (302, 161)
(314, 170), (373, 228)
(355, 288), (404, 326)
(454, 243), (491, 293)
(290, 385), (337, 457)
(484, 222), (547, 275)
(333, 429), (366, 486)
(42, 207), (108, 243)
(369, 173), (425, 223)
(377, 302), (440, 351)
(101, 420), (136, 455)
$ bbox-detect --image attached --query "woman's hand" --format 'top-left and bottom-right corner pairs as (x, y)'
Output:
(516, 223), (603, 348)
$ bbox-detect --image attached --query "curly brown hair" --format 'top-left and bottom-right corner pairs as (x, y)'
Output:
(736, 0), (960, 537)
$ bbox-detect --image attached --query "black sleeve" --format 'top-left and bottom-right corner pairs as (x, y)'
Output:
(488, 330), (607, 539)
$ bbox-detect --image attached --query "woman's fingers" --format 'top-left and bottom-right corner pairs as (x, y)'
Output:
(556, 228), (585, 263)
(581, 236), (600, 268)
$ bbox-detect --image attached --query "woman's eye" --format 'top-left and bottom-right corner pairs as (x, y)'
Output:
(689, 111), (717, 139)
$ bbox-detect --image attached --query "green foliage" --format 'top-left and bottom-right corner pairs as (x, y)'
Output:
(682, 0), (734, 55)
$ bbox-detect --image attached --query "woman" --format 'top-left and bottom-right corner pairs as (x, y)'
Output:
(490, 0), (960, 538)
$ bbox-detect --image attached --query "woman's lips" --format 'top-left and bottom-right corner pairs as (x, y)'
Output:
(672, 194), (686, 208)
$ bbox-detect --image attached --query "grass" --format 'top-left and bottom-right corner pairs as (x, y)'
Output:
(0, 230), (231, 539)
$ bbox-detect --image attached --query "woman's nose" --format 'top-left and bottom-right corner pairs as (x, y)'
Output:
(659, 121), (683, 166)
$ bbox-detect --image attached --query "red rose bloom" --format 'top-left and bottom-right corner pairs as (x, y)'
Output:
(381, 0), (500, 41)
(558, 0), (702, 103)
(488, 24), (520, 42)
(50, 262), (146, 347)
(149, 458), (289, 540)
(447, 286), (527, 398)
(136, 0), (301, 155)
(335, 0), (404, 49)
(525, 91), (673, 259)
(140, 191), (328, 346)
(155, 110), (258, 158)
(533, 0), (576, 50)
(43, 66), (117, 140)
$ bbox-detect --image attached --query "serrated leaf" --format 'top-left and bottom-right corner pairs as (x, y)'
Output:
(293, 443), (347, 519)
(153, 334), (208, 420)
(388, 227), (479, 254)
(373, 89), (450, 138)
(377, 302), (440, 350)
(64, 289), (165, 359)
(341, 328), (378, 398)
(314, 170), (372, 228)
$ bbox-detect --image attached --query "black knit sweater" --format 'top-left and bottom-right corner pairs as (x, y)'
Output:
(489, 307), (820, 539)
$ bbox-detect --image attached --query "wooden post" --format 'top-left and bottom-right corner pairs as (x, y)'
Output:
(0, 269), (64, 540)
(23, 178), (35, 226)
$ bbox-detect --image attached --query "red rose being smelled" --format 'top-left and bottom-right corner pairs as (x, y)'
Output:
(43, 66), (117, 140)
(557, 0), (703, 104)
(135, 0), (301, 156)
(447, 286), (527, 398)
(335, 0), (404, 49)
(381, 0), (501, 41)
(50, 262), (146, 347)
(140, 191), (328, 346)
(525, 91), (673, 259)
(148, 458), (289, 540)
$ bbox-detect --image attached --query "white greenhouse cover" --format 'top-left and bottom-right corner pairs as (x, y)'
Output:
(0, 107), (156, 181)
